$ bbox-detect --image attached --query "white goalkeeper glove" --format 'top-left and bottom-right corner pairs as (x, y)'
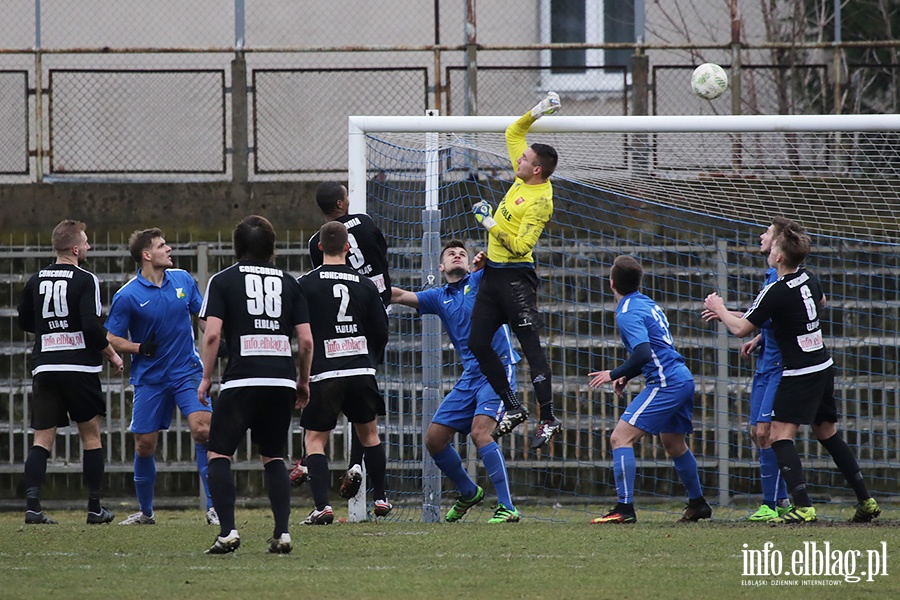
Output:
(531, 91), (561, 119)
(472, 201), (497, 231)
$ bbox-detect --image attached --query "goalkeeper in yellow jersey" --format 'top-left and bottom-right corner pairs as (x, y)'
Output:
(467, 92), (561, 449)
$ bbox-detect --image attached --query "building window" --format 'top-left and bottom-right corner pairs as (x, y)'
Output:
(541, 0), (635, 92)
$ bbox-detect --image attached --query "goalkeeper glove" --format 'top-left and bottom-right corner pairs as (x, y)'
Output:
(138, 333), (158, 357)
(531, 91), (561, 119)
(472, 201), (497, 231)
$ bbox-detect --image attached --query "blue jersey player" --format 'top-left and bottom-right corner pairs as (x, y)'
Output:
(106, 228), (216, 526)
(588, 255), (711, 524)
(392, 240), (522, 523)
(702, 218), (792, 521)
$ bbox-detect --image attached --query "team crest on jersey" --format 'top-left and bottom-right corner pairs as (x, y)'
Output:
(464, 284), (471, 295)
(176, 287), (185, 299)
(515, 197), (525, 205)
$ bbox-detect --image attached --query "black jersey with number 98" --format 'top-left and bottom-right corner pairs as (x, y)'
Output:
(200, 261), (309, 387)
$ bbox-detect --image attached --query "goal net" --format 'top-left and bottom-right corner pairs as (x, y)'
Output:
(349, 114), (900, 522)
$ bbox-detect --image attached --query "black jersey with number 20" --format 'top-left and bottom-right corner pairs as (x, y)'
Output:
(200, 261), (309, 389)
(298, 264), (388, 382)
(17, 263), (108, 374)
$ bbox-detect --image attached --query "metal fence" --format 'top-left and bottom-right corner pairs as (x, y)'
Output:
(0, 2), (898, 182)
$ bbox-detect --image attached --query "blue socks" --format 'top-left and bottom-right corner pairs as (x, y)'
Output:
(195, 444), (212, 509)
(672, 448), (703, 500)
(612, 447), (636, 504)
(431, 445), (477, 499)
(759, 446), (788, 509)
(133, 453), (156, 516)
(478, 442), (514, 510)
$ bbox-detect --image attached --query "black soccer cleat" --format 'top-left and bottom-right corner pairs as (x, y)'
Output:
(86, 507), (115, 525)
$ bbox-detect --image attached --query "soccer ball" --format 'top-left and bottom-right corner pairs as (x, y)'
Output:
(691, 63), (728, 100)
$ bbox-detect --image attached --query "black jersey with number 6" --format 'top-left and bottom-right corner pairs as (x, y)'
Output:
(298, 264), (388, 382)
(308, 213), (391, 308)
(17, 263), (108, 374)
(743, 267), (830, 376)
(200, 261), (309, 388)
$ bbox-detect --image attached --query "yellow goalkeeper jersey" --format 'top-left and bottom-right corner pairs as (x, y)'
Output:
(485, 112), (554, 265)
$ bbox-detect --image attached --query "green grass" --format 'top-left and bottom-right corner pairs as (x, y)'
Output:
(0, 507), (898, 600)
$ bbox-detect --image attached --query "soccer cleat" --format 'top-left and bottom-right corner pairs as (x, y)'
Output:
(746, 505), (779, 522)
(591, 508), (637, 524)
(206, 529), (241, 554)
(25, 510), (58, 525)
(302, 505), (334, 525)
(491, 407), (529, 440)
(530, 417), (563, 449)
(849, 498), (880, 523)
(86, 507), (114, 525)
(339, 464), (363, 499)
(445, 486), (485, 522)
(488, 504), (520, 523)
(772, 506), (817, 524)
(118, 511), (156, 525)
(289, 459), (309, 486)
(373, 499), (393, 518)
(776, 502), (794, 518)
(206, 507), (220, 526)
(267, 533), (293, 554)
(677, 498), (713, 522)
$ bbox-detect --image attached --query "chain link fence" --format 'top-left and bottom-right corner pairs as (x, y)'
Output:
(0, 2), (897, 180)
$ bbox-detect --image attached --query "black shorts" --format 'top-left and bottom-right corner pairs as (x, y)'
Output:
(207, 386), (295, 458)
(31, 371), (106, 430)
(472, 264), (543, 332)
(300, 375), (385, 432)
(771, 366), (839, 425)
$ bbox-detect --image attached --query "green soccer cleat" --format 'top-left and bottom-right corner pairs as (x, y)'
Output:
(747, 505), (779, 522)
(445, 486), (484, 522)
(772, 506), (817, 524)
(776, 502), (794, 518)
(849, 498), (880, 523)
(488, 504), (520, 523)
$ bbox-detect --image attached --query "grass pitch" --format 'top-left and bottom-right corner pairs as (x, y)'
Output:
(0, 506), (897, 600)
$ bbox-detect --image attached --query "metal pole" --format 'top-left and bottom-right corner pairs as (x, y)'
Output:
(34, 0), (43, 182)
(464, 0), (477, 117)
(231, 0), (249, 186)
(421, 114), (442, 523)
(715, 240), (731, 508)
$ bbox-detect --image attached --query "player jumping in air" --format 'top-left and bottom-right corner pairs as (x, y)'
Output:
(468, 92), (562, 449)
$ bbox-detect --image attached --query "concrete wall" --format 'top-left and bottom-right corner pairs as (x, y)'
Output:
(0, 181), (327, 241)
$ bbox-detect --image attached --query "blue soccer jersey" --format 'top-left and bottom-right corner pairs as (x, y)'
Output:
(615, 291), (692, 386)
(754, 266), (783, 375)
(106, 268), (203, 385)
(415, 269), (519, 377)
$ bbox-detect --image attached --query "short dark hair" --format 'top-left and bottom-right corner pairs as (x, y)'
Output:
(611, 255), (643, 295)
(319, 220), (348, 257)
(52, 220), (87, 254)
(770, 216), (798, 238)
(128, 228), (163, 264)
(531, 143), (558, 178)
(774, 224), (810, 269)
(440, 239), (467, 261)
(233, 215), (276, 261)
(315, 181), (347, 216)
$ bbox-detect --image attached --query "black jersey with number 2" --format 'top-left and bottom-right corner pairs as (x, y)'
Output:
(297, 264), (388, 382)
(307, 213), (391, 307)
(743, 267), (831, 375)
(200, 261), (309, 388)
(17, 263), (108, 374)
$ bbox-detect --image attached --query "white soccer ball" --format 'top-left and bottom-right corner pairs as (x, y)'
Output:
(691, 63), (728, 100)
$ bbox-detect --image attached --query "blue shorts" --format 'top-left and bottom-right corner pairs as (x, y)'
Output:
(749, 369), (782, 425)
(432, 367), (516, 436)
(620, 379), (695, 435)
(130, 373), (209, 434)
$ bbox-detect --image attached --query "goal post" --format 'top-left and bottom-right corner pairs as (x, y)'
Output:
(348, 113), (900, 522)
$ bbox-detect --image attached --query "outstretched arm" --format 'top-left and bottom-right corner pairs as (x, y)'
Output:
(391, 286), (419, 309)
(704, 293), (757, 338)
